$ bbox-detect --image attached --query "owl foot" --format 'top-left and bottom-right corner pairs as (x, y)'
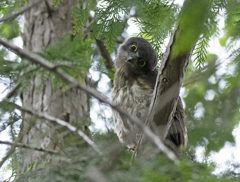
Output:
(130, 144), (136, 151)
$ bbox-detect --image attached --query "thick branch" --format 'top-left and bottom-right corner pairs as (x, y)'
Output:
(0, 38), (178, 162)
(0, 140), (58, 154)
(0, 0), (44, 23)
(147, 0), (212, 140)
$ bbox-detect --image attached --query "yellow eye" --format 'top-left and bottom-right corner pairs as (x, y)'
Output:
(131, 45), (137, 51)
(138, 59), (146, 66)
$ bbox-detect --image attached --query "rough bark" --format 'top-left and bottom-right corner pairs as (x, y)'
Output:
(18, 0), (90, 173)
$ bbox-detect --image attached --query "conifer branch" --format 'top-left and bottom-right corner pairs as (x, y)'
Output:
(0, 0), (44, 23)
(0, 140), (58, 154)
(0, 37), (178, 162)
(182, 60), (225, 87)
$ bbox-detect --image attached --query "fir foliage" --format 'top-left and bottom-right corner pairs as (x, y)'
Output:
(193, 0), (226, 68)
(222, 0), (240, 48)
(135, 0), (179, 59)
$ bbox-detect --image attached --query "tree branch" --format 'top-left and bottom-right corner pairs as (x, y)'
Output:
(0, 37), (178, 162)
(0, 0), (44, 23)
(0, 140), (58, 154)
(0, 101), (103, 156)
(95, 39), (115, 71)
(147, 0), (212, 139)
(4, 83), (21, 99)
(133, 0), (212, 158)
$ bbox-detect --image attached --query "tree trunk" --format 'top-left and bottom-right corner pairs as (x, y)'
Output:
(18, 0), (90, 173)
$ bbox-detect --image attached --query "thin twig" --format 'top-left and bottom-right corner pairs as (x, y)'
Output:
(4, 83), (21, 99)
(0, 101), (103, 156)
(0, 37), (178, 162)
(0, 140), (58, 154)
(0, 0), (44, 23)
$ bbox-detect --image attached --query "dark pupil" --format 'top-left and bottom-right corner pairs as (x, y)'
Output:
(131, 45), (136, 51)
(139, 59), (145, 65)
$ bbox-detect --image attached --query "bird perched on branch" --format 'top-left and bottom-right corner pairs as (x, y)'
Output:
(112, 37), (187, 151)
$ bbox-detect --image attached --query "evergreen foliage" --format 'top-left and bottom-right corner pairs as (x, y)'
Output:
(0, 0), (240, 181)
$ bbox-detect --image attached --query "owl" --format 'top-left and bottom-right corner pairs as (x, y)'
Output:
(112, 37), (187, 150)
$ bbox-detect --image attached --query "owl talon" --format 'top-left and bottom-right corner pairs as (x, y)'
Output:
(130, 144), (136, 151)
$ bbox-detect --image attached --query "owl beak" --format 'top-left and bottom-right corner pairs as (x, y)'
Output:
(126, 52), (139, 63)
(126, 56), (134, 62)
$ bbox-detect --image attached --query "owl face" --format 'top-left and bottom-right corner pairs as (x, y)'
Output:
(116, 37), (158, 75)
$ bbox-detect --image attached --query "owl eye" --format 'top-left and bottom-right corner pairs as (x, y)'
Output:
(138, 59), (146, 66)
(131, 45), (137, 51)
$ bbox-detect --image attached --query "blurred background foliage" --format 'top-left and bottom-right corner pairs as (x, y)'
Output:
(0, 0), (240, 181)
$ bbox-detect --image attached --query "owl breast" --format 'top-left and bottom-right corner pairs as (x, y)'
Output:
(112, 79), (153, 148)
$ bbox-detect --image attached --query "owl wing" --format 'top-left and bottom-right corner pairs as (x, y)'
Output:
(166, 97), (188, 147)
(145, 70), (187, 147)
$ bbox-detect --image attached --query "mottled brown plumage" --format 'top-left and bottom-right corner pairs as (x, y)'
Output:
(112, 37), (187, 149)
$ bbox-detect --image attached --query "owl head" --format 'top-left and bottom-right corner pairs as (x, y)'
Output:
(116, 37), (158, 75)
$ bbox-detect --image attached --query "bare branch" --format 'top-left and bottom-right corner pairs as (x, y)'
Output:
(0, 0), (44, 23)
(0, 140), (58, 154)
(95, 39), (115, 71)
(145, 26), (188, 140)
(4, 83), (21, 99)
(0, 38), (178, 162)
(1, 101), (103, 156)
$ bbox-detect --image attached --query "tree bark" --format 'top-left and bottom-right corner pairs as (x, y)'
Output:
(18, 0), (90, 173)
